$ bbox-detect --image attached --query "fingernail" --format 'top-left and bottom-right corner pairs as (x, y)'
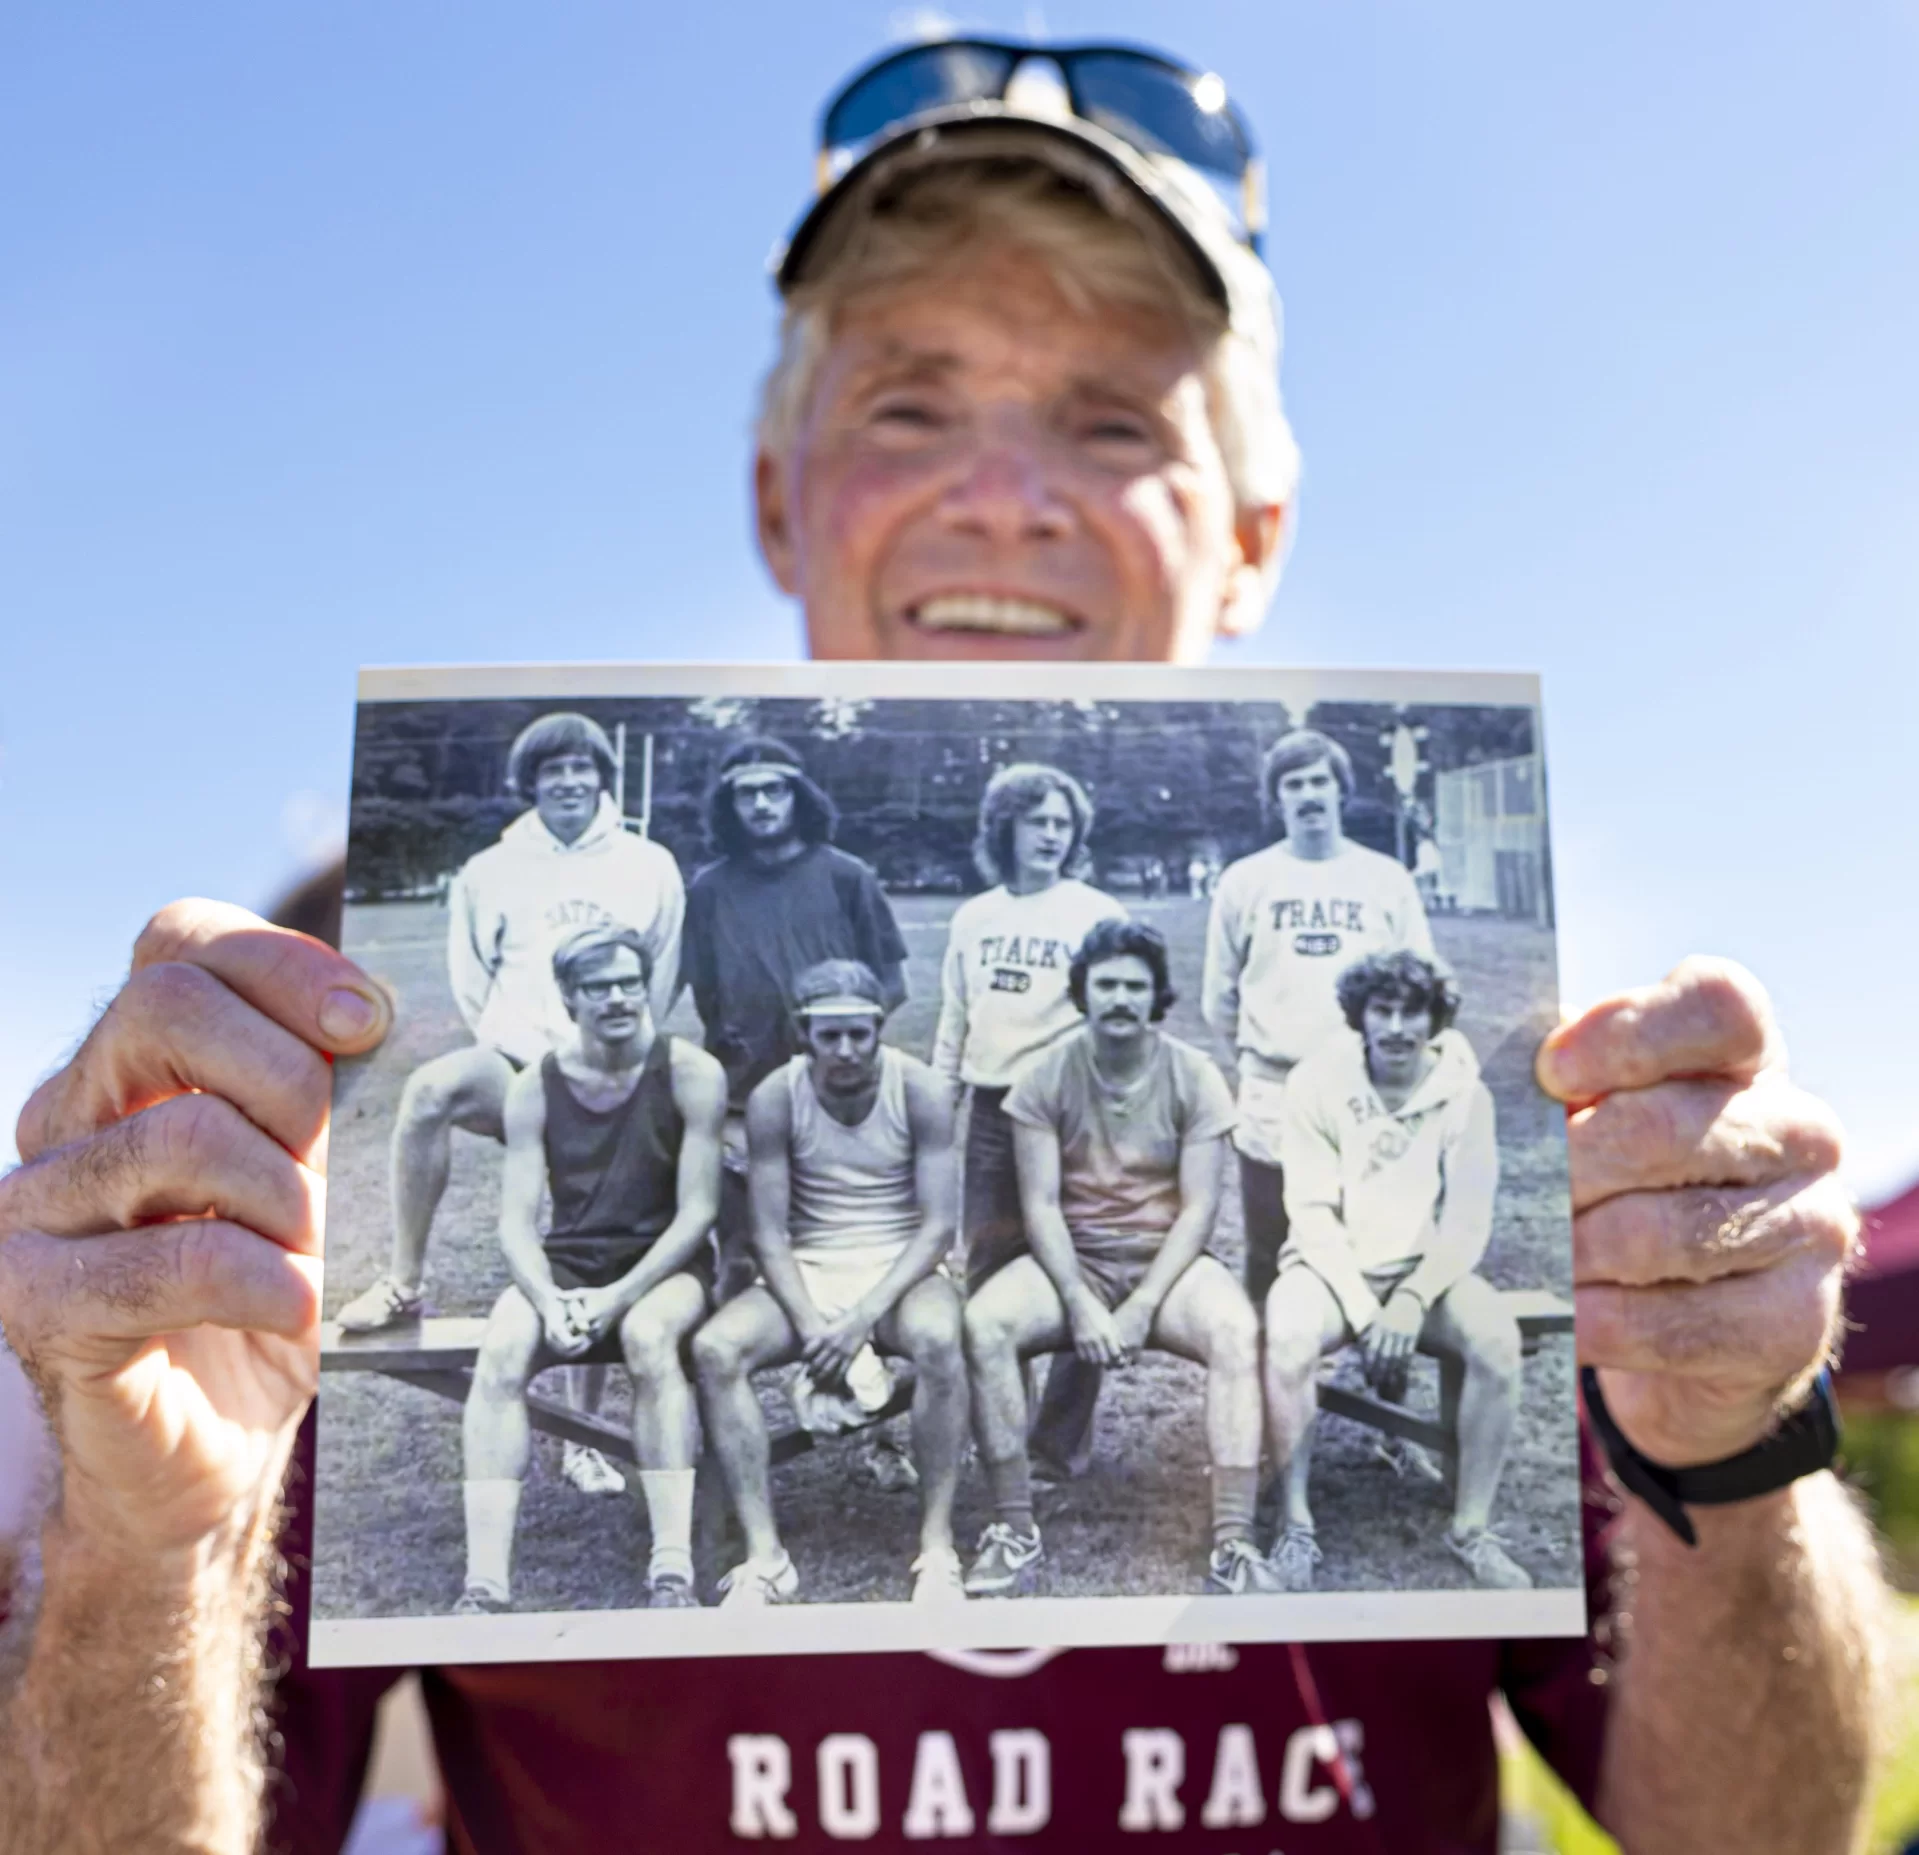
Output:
(319, 986), (382, 1043)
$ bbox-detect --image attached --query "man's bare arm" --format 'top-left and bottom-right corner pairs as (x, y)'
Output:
(841, 1062), (958, 1327)
(744, 1073), (821, 1336)
(0, 900), (391, 1853)
(1540, 959), (1885, 1850)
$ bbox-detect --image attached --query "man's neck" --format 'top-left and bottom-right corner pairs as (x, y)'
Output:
(1369, 1045), (1436, 1112)
(747, 836), (807, 869)
(1005, 868), (1059, 898)
(1090, 1026), (1156, 1084)
(572, 1024), (653, 1083)
(1284, 829), (1345, 863)
(815, 1071), (881, 1127)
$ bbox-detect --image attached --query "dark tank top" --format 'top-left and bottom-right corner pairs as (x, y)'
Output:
(541, 1035), (682, 1286)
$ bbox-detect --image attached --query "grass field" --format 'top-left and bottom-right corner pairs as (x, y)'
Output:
(312, 894), (1580, 1620)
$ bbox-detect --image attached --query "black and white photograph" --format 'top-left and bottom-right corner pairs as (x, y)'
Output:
(311, 662), (1583, 1666)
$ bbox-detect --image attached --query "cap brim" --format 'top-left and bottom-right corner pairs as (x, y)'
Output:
(772, 107), (1233, 315)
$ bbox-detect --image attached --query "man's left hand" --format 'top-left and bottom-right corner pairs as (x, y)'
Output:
(1539, 957), (1853, 1468)
(1361, 1292), (1424, 1400)
(803, 1309), (876, 1389)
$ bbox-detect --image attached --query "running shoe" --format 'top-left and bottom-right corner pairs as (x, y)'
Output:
(1446, 1527), (1533, 1589)
(964, 1523), (1044, 1597)
(562, 1442), (627, 1495)
(1207, 1536), (1285, 1594)
(1370, 1435), (1447, 1486)
(647, 1571), (702, 1609)
(718, 1552), (800, 1608)
(910, 1547), (968, 1605)
(1267, 1525), (1323, 1594)
(335, 1274), (424, 1332)
(452, 1580), (510, 1616)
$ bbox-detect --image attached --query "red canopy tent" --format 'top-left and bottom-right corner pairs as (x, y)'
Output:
(1837, 1174), (1919, 1408)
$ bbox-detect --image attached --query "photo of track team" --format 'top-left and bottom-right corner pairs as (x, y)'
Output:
(311, 664), (1583, 1665)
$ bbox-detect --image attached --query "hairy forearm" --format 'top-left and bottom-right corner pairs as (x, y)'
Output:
(1598, 1472), (1886, 1853)
(1, 1502), (280, 1855)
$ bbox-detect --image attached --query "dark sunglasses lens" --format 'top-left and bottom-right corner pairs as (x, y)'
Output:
(1068, 52), (1246, 177)
(825, 43), (1021, 147)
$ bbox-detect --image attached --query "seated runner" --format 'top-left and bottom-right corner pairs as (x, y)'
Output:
(1264, 949), (1531, 1593)
(458, 924), (727, 1613)
(962, 918), (1282, 1598)
(692, 960), (968, 1607)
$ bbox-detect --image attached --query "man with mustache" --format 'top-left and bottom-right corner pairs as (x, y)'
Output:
(1262, 950), (1527, 1593)
(458, 926), (726, 1614)
(963, 918), (1278, 1597)
(683, 736), (909, 1293)
(1204, 730), (1435, 1312)
(693, 960), (967, 1607)
(0, 37), (1879, 1855)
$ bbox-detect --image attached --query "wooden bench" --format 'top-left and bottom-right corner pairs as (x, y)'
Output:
(320, 1318), (911, 1468)
(321, 1284), (1574, 1469)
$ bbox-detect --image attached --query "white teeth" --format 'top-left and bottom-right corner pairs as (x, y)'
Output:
(913, 595), (1074, 635)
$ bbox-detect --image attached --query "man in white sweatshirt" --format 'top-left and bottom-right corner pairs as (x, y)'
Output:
(1202, 730), (1433, 1307)
(336, 712), (685, 1346)
(1262, 949), (1528, 1595)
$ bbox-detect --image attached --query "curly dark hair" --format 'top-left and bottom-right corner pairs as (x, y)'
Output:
(705, 735), (838, 856)
(972, 762), (1095, 885)
(1067, 917), (1177, 1022)
(1335, 950), (1460, 1034)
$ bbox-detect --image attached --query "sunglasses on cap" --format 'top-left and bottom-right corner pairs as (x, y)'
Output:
(817, 38), (1264, 253)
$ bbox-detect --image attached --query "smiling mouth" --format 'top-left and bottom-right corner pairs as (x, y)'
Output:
(909, 595), (1081, 637)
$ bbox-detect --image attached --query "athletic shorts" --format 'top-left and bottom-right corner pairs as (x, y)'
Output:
(1275, 1250), (1419, 1340)
(537, 1240), (716, 1364)
(782, 1240), (912, 1320)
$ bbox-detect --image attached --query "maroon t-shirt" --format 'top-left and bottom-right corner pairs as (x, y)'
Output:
(265, 1414), (1616, 1855)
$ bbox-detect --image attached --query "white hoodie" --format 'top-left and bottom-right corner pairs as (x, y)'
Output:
(1279, 1026), (1498, 1333)
(446, 794), (684, 1066)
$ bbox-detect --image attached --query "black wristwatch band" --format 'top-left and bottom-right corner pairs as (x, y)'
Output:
(1580, 1366), (1839, 1547)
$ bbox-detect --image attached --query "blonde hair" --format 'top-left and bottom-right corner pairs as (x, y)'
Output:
(757, 159), (1300, 514)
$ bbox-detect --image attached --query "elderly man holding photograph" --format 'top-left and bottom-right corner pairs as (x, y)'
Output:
(0, 33), (1880, 1855)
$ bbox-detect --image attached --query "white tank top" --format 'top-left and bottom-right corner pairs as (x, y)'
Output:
(785, 1047), (920, 1249)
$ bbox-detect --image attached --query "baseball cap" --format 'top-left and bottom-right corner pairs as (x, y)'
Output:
(772, 38), (1281, 366)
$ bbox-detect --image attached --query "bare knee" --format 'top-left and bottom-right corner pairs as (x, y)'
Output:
(398, 1060), (462, 1132)
(1447, 1294), (1522, 1385)
(621, 1310), (679, 1385)
(903, 1295), (965, 1381)
(1209, 1302), (1260, 1376)
(691, 1321), (744, 1388)
(963, 1298), (1015, 1368)
(474, 1337), (533, 1404)
(1262, 1302), (1325, 1385)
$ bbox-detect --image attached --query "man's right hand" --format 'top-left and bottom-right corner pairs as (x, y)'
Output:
(0, 900), (391, 1557)
(1066, 1289), (1127, 1367)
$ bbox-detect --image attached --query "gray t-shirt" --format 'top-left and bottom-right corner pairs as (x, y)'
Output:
(1004, 1028), (1235, 1261)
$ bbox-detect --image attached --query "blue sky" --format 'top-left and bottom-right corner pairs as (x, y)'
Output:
(3, 2), (1916, 1195)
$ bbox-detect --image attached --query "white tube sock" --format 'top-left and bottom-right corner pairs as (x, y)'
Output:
(638, 1468), (697, 1579)
(464, 1479), (522, 1595)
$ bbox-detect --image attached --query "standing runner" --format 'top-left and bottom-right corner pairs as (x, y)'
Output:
(932, 763), (1124, 1475)
(1203, 729), (1434, 1308)
(682, 735), (909, 1288)
(0, 37), (1879, 1855)
(336, 708), (685, 1496)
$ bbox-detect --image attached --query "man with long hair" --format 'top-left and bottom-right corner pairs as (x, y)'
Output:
(1263, 950), (1527, 1594)
(933, 761), (1125, 1475)
(0, 36), (1879, 1855)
